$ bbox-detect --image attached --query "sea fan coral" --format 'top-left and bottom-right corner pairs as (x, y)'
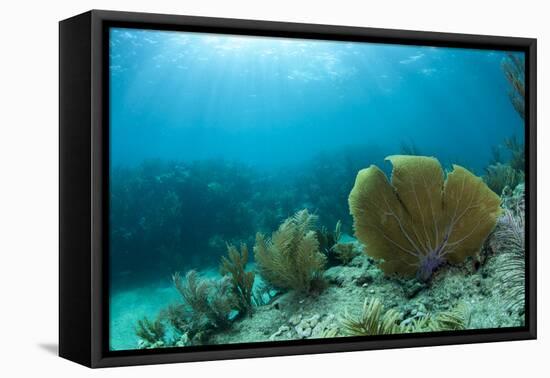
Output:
(220, 243), (255, 315)
(348, 155), (501, 280)
(254, 209), (327, 293)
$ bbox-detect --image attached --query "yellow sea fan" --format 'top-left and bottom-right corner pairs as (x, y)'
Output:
(348, 155), (501, 280)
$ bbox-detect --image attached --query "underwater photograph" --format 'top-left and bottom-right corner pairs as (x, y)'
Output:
(108, 27), (526, 351)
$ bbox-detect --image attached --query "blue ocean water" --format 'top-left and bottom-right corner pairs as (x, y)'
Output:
(108, 27), (524, 350)
(110, 28), (522, 171)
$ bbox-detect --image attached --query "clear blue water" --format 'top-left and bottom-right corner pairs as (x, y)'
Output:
(110, 28), (522, 171)
(108, 27), (524, 350)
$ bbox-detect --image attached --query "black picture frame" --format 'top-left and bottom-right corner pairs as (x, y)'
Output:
(59, 9), (537, 368)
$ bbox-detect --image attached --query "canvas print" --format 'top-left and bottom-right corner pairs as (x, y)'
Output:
(108, 27), (526, 351)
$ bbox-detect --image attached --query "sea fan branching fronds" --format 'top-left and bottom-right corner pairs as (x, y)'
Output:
(220, 243), (255, 315)
(135, 315), (166, 345)
(254, 209), (327, 293)
(340, 298), (402, 336)
(502, 53), (525, 120)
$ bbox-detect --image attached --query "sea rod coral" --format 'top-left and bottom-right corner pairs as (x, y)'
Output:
(172, 270), (237, 330)
(220, 243), (255, 315)
(502, 53), (525, 120)
(348, 155), (501, 281)
(135, 315), (166, 347)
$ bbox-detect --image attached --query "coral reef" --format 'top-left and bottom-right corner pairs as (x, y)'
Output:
(110, 160), (259, 283)
(197, 243), (523, 348)
(254, 209), (327, 293)
(123, 148), (524, 351)
(348, 155), (502, 280)
(220, 243), (255, 315)
(125, 154), (523, 351)
(110, 146), (386, 285)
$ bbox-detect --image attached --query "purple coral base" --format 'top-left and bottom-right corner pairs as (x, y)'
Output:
(417, 252), (446, 281)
